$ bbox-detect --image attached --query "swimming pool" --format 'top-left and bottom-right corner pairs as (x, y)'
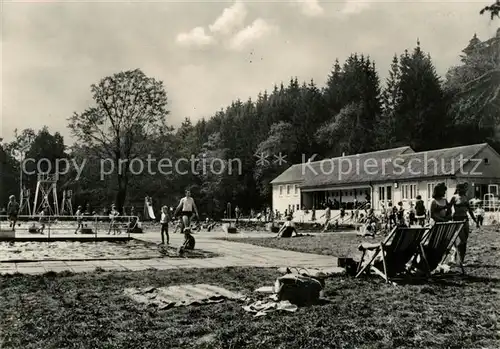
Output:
(0, 240), (215, 262)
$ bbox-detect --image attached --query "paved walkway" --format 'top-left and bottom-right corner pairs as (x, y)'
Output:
(0, 229), (341, 275)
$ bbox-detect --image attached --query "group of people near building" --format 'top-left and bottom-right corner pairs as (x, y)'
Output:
(274, 182), (486, 266)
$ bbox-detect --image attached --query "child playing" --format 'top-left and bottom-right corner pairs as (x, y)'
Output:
(178, 232), (196, 256)
(7, 195), (20, 232)
(160, 206), (170, 244)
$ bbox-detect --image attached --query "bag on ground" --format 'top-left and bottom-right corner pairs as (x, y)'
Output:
(274, 274), (323, 306)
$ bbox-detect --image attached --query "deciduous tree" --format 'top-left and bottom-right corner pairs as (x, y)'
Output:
(68, 69), (170, 212)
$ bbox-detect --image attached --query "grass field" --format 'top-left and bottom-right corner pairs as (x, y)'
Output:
(223, 226), (500, 264)
(222, 232), (370, 259)
(0, 228), (499, 348)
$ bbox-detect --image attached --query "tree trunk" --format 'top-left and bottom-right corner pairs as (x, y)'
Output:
(116, 174), (128, 214)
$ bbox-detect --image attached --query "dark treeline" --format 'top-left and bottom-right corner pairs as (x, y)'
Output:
(1, 31), (499, 217)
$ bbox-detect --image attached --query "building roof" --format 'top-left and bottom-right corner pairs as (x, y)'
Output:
(270, 146), (413, 185)
(269, 163), (306, 184)
(272, 143), (493, 189)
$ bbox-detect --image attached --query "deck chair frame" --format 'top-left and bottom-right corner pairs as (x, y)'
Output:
(416, 220), (465, 277)
(355, 226), (429, 283)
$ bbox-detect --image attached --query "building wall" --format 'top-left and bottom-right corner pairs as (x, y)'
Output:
(272, 183), (301, 213)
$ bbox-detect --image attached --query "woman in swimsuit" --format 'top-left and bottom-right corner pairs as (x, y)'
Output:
(429, 182), (451, 223)
(449, 183), (477, 266)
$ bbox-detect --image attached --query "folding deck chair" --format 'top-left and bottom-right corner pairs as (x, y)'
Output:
(415, 220), (465, 276)
(355, 226), (428, 283)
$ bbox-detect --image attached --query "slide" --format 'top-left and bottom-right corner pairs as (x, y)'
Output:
(146, 203), (156, 220)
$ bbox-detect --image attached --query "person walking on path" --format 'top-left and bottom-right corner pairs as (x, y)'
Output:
(174, 190), (199, 235)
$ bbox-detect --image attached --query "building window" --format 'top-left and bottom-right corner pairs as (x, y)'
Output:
(402, 183), (418, 200)
(279, 185), (283, 196)
(387, 186), (392, 201)
(427, 183), (437, 201)
(379, 187), (385, 201)
(294, 184), (299, 195)
(286, 185), (291, 195)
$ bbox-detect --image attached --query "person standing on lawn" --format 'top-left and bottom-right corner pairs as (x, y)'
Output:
(474, 204), (485, 228)
(430, 183), (451, 224)
(415, 195), (426, 227)
(408, 203), (416, 226)
(449, 183), (477, 266)
(396, 202), (406, 226)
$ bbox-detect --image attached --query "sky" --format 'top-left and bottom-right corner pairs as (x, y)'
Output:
(1, 0), (499, 144)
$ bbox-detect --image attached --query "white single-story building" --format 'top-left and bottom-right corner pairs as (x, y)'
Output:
(271, 143), (500, 219)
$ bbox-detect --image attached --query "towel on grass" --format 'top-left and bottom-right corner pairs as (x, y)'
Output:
(242, 299), (298, 317)
(124, 284), (246, 309)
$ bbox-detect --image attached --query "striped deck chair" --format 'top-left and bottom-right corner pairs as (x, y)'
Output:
(355, 226), (429, 283)
(416, 220), (465, 276)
